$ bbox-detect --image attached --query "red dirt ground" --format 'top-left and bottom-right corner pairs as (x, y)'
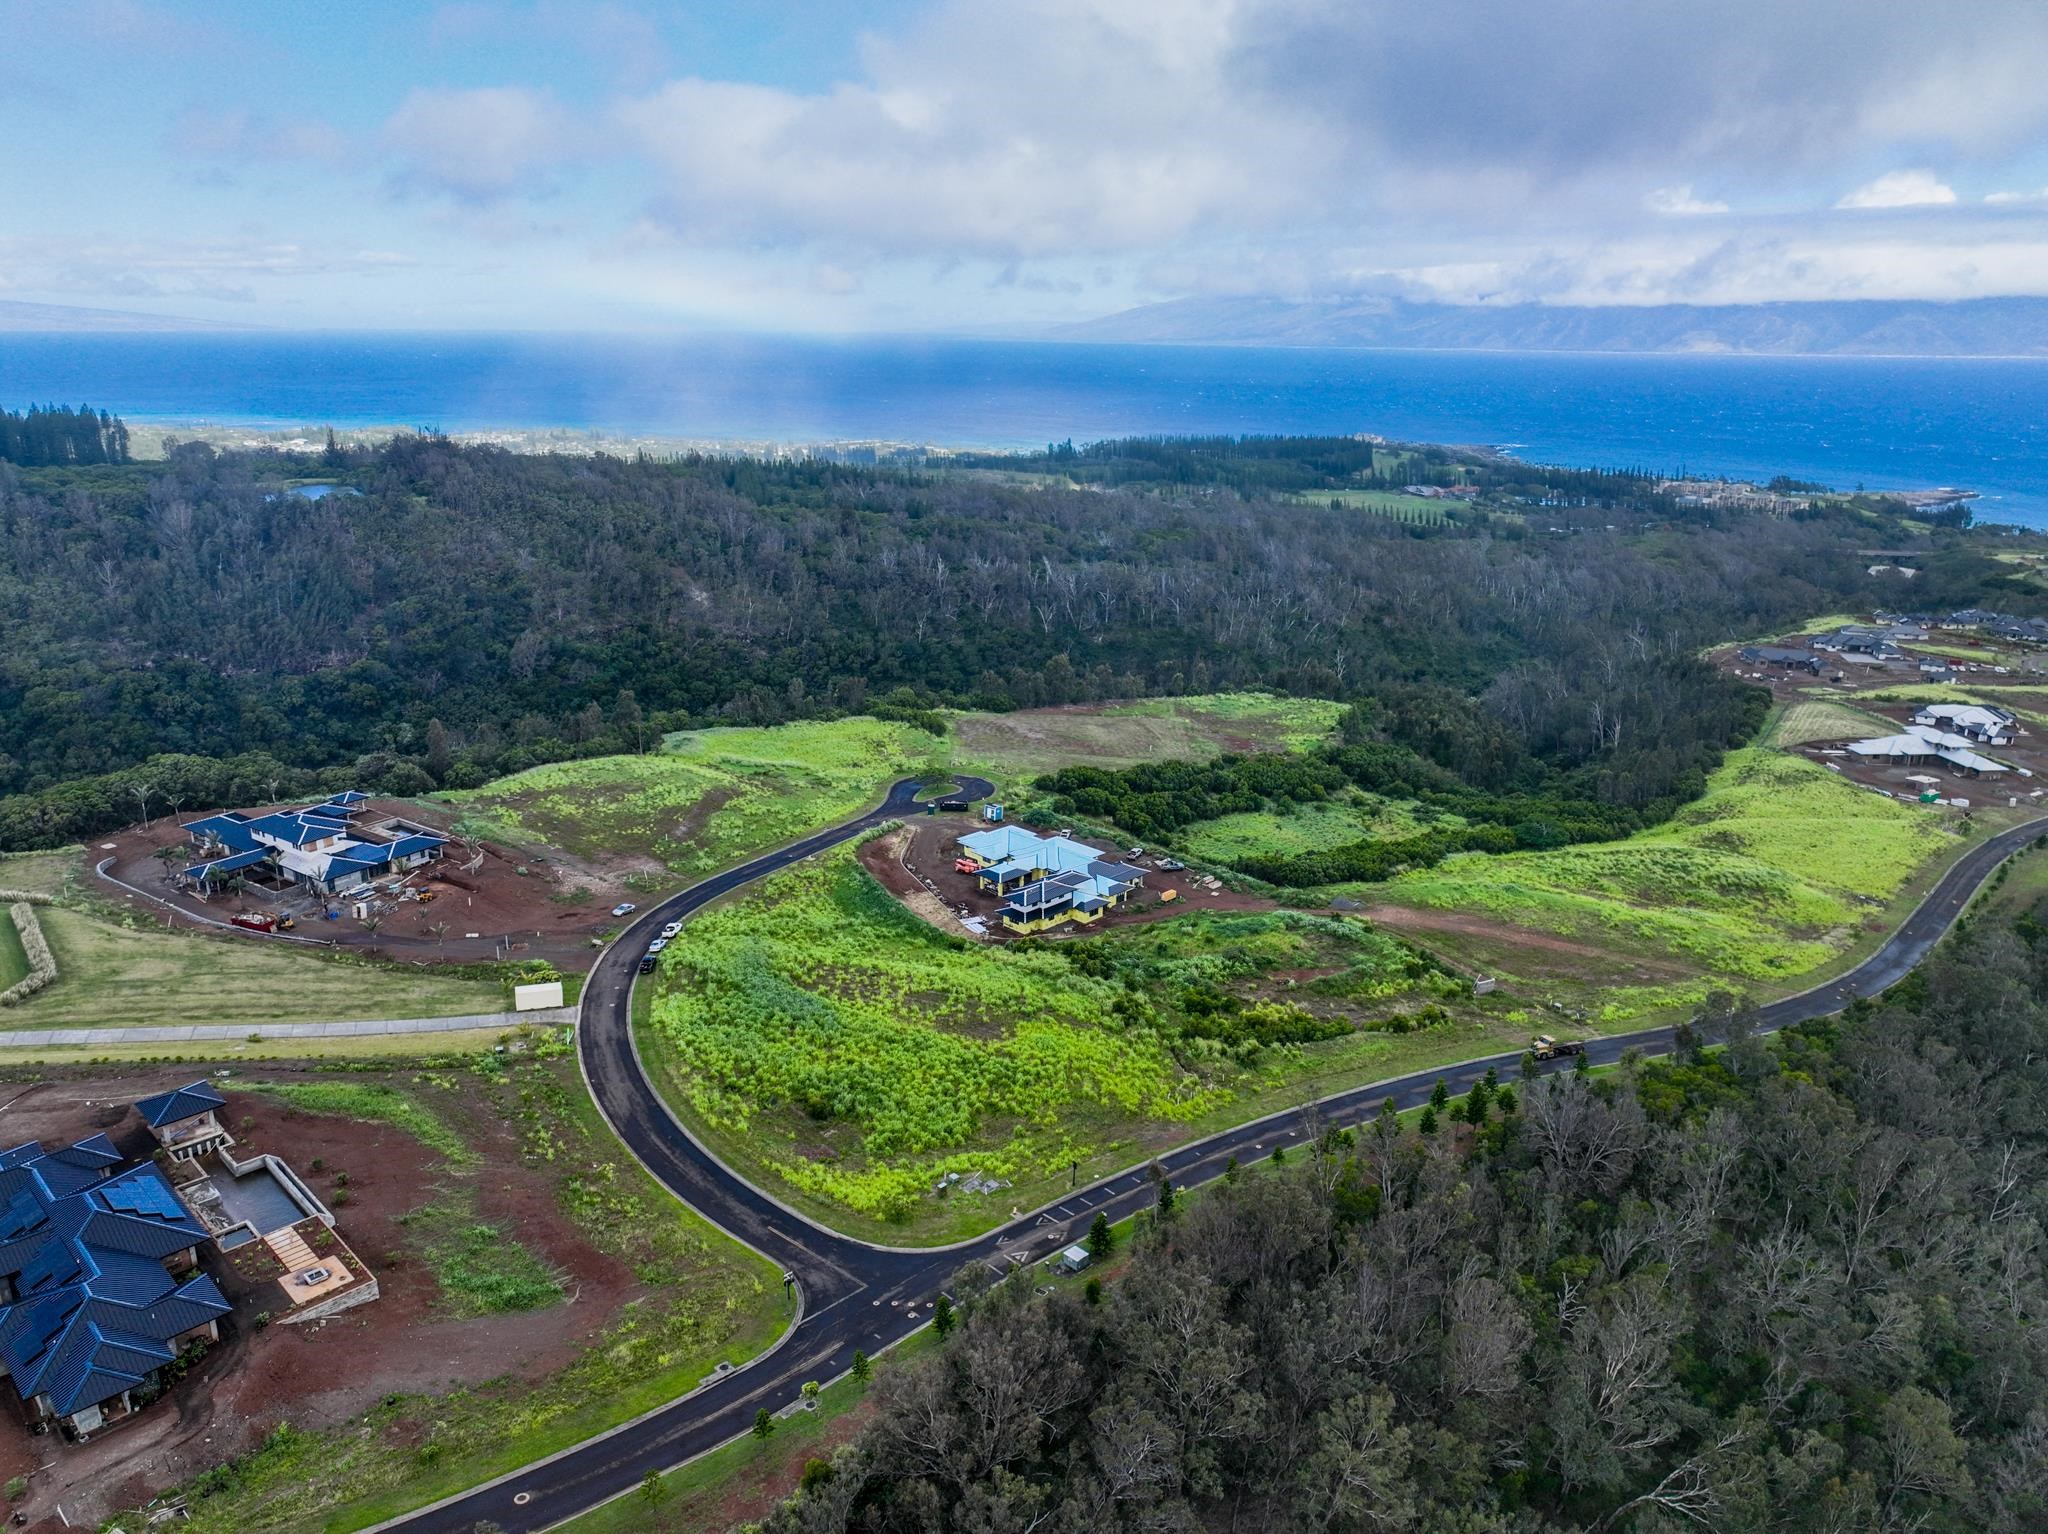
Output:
(0, 1066), (640, 1530)
(88, 797), (642, 971)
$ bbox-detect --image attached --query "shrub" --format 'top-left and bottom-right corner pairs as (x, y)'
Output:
(0, 903), (57, 1006)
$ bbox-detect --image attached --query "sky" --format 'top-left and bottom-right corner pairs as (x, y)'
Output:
(9, 0), (2048, 332)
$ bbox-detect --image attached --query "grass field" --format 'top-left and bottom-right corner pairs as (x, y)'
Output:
(0, 850), (511, 1033)
(1287, 488), (1452, 524)
(946, 692), (1344, 786)
(152, 1050), (790, 1534)
(447, 698), (1343, 876)
(1764, 698), (1894, 747)
(638, 840), (1469, 1240)
(444, 717), (945, 879)
(0, 908), (26, 992)
(1865, 681), (2048, 726)
(1176, 795), (1446, 861)
(1377, 749), (1959, 997)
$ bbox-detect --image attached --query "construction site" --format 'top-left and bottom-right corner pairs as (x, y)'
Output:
(90, 796), (644, 970)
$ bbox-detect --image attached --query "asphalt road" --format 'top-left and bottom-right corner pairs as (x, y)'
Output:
(379, 793), (2048, 1534)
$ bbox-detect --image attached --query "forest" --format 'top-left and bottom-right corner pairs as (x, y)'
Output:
(0, 404), (131, 468)
(0, 430), (2029, 847)
(751, 900), (2048, 1534)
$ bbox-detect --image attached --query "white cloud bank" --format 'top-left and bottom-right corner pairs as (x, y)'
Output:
(1837, 170), (1958, 209)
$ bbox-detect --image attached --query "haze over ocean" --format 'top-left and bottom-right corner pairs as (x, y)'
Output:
(4, 332), (2046, 525)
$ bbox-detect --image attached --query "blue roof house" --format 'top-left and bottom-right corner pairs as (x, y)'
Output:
(180, 794), (446, 897)
(0, 1130), (228, 1440)
(133, 1081), (234, 1164)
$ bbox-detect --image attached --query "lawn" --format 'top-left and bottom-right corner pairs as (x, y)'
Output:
(444, 717), (947, 877)
(1286, 488), (1452, 524)
(6, 906), (508, 1030)
(1376, 749), (1960, 996)
(639, 838), (1467, 1241)
(142, 1047), (791, 1534)
(0, 908), (26, 993)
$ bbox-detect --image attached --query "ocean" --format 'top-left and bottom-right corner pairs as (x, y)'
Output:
(3, 331), (2046, 525)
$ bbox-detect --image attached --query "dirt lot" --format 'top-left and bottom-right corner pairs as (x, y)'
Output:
(864, 816), (1277, 941)
(0, 1066), (639, 1531)
(89, 797), (641, 971)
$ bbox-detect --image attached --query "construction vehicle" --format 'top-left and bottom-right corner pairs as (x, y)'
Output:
(276, 914), (297, 931)
(1530, 1035), (1585, 1061)
(229, 913), (276, 933)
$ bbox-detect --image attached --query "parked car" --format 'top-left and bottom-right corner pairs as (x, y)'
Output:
(1157, 858), (1185, 871)
(660, 922), (683, 939)
(611, 902), (637, 917)
(637, 955), (658, 975)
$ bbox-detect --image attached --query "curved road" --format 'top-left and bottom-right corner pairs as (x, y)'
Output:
(382, 790), (2047, 1533)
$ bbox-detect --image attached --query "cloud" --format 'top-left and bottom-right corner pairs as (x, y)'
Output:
(1836, 169), (1959, 209)
(610, 0), (2048, 263)
(1645, 186), (1730, 216)
(0, 234), (411, 306)
(168, 108), (349, 166)
(381, 86), (580, 203)
(1986, 186), (2048, 204)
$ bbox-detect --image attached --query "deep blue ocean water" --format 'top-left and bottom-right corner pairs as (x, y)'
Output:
(3, 331), (2046, 524)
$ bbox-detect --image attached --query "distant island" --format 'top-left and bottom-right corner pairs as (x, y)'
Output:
(1054, 294), (2048, 357)
(0, 299), (250, 333)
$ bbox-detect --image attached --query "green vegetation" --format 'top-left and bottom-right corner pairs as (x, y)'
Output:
(445, 717), (943, 875)
(752, 908), (2048, 1534)
(398, 1192), (563, 1317)
(1289, 487), (1451, 524)
(1765, 697), (1893, 746)
(11, 905), (507, 1030)
(642, 839), (1460, 1238)
(0, 909), (25, 993)
(1381, 748), (1955, 986)
(249, 1081), (474, 1164)
(1176, 795), (1440, 862)
(948, 692), (1344, 784)
(139, 1047), (788, 1534)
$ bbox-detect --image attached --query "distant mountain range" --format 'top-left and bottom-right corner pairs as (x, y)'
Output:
(1052, 295), (2048, 357)
(0, 300), (248, 333)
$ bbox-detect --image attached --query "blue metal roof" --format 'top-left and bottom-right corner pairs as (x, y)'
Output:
(0, 1127), (228, 1418)
(133, 1081), (226, 1130)
(182, 847), (270, 884)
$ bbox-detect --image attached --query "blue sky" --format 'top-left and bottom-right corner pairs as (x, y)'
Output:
(8, 0), (2048, 331)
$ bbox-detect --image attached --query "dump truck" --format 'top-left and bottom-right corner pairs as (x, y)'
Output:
(229, 913), (276, 934)
(1530, 1035), (1586, 1061)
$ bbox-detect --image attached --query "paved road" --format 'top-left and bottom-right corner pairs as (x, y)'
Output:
(380, 796), (2048, 1533)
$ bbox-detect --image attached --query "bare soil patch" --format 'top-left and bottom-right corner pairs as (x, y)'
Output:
(88, 797), (645, 971)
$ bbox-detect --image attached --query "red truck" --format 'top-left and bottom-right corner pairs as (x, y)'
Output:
(229, 913), (276, 933)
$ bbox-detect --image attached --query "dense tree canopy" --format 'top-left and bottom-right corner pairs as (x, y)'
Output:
(753, 896), (2048, 1534)
(0, 404), (129, 467)
(0, 431), (2027, 846)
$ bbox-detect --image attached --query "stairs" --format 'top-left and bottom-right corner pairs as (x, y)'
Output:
(266, 1224), (317, 1275)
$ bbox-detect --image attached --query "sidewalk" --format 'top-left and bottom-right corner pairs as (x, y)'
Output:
(0, 1005), (575, 1049)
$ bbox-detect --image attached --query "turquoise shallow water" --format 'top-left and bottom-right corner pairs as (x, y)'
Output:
(2, 331), (2045, 524)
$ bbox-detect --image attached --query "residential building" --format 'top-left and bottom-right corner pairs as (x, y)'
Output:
(953, 827), (1146, 933)
(1846, 726), (2010, 777)
(0, 1133), (229, 1440)
(180, 792), (445, 897)
(1737, 645), (1823, 675)
(134, 1081), (232, 1165)
(1910, 703), (2018, 745)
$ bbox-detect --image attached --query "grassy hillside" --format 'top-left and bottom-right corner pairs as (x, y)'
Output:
(1376, 749), (1958, 998)
(443, 718), (945, 878)
(639, 840), (1469, 1241)
(447, 696), (1343, 876)
(1765, 698), (1893, 747)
